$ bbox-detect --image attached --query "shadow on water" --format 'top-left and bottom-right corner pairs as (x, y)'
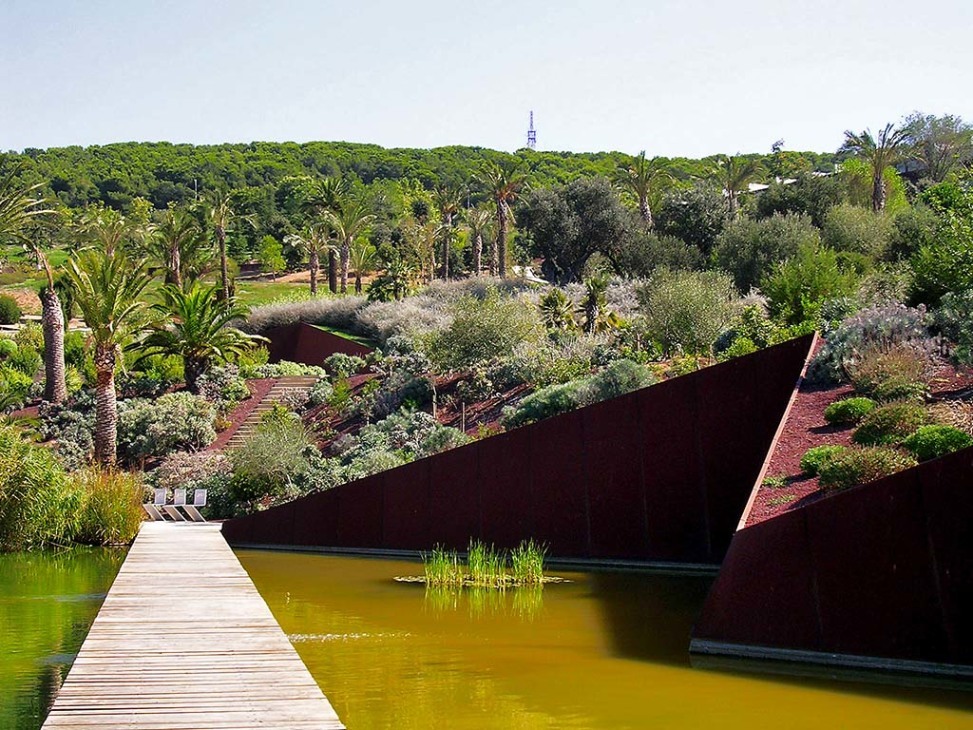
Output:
(592, 570), (973, 715)
(590, 571), (713, 666)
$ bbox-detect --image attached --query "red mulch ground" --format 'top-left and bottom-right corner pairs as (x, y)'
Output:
(206, 378), (277, 451)
(746, 355), (973, 527)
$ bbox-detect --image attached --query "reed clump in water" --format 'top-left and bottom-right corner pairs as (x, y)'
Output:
(423, 539), (547, 589)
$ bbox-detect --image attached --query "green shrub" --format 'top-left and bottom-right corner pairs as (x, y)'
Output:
(323, 353), (367, 379)
(852, 401), (928, 446)
(117, 392), (218, 463)
(503, 380), (589, 428)
(717, 336), (758, 361)
(13, 323), (43, 353)
(0, 337), (17, 359)
(63, 330), (88, 368)
(229, 416), (317, 505)
(821, 203), (893, 258)
(762, 243), (858, 326)
(7, 345), (41, 378)
(800, 445), (850, 476)
(429, 288), (545, 371)
(934, 289), (973, 365)
(0, 365), (33, 410)
(824, 397), (877, 426)
(713, 213), (820, 292)
(817, 446), (918, 491)
(847, 344), (930, 402)
(902, 425), (973, 461)
(638, 269), (737, 356)
(0, 423), (83, 550)
(586, 359), (656, 399)
(0, 295), (21, 325)
(807, 303), (932, 384)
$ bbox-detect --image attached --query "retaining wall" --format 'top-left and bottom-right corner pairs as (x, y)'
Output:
(265, 323), (373, 365)
(223, 335), (814, 565)
(691, 445), (973, 674)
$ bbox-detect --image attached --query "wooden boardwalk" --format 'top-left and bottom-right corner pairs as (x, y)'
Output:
(43, 522), (344, 729)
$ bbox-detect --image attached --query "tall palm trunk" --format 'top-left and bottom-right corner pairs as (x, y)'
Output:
(441, 236), (450, 280)
(93, 343), (118, 466)
(328, 251), (338, 293)
(184, 355), (207, 394)
(872, 173), (886, 213)
(473, 232), (483, 274)
(40, 287), (67, 403)
(355, 271), (363, 294)
(309, 248), (319, 296)
(639, 197), (653, 228)
(168, 246), (182, 289)
(339, 238), (351, 293)
(496, 203), (508, 279)
(216, 225), (230, 302)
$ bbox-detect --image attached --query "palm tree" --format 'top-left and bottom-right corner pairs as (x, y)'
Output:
(284, 223), (334, 296)
(841, 123), (911, 212)
(0, 166), (65, 402)
(0, 165), (51, 239)
(324, 197), (375, 293)
(78, 204), (143, 256)
(433, 186), (462, 279)
(303, 177), (348, 293)
(718, 156), (763, 219)
(66, 250), (151, 465)
(477, 159), (527, 278)
(207, 191), (253, 302)
(614, 151), (672, 228)
(150, 205), (204, 289)
(349, 238), (378, 294)
(464, 206), (493, 275)
(539, 288), (577, 331)
(578, 275), (620, 334)
(139, 284), (264, 392)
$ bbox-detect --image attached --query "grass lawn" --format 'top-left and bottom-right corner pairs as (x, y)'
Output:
(233, 279), (311, 307)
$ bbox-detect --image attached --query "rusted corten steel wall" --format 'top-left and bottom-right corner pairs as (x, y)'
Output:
(691, 445), (973, 670)
(265, 323), (373, 365)
(223, 335), (814, 564)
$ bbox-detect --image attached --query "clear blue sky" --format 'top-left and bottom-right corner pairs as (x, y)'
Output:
(2, 0), (971, 157)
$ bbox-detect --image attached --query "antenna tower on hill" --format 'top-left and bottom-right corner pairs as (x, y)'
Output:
(527, 111), (537, 150)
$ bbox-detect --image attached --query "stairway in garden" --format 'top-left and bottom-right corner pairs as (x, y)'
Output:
(223, 376), (318, 450)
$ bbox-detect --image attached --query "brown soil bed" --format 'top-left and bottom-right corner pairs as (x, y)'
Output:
(746, 353), (973, 527)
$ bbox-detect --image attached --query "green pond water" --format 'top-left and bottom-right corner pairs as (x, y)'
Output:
(0, 548), (125, 730)
(238, 550), (973, 730)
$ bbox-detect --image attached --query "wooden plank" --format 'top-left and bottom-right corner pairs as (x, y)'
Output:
(42, 522), (344, 730)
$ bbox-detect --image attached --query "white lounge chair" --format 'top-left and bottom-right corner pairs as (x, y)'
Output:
(142, 488), (166, 521)
(183, 489), (207, 522)
(162, 489), (187, 522)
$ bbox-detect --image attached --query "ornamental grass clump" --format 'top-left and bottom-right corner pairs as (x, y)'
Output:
(73, 467), (146, 546)
(852, 401), (929, 447)
(799, 445), (850, 476)
(808, 303), (932, 384)
(421, 539), (547, 589)
(510, 539), (546, 585)
(902, 425), (973, 461)
(817, 446), (918, 491)
(424, 546), (464, 587)
(846, 343), (931, 402)
(824, 397), (877, 426)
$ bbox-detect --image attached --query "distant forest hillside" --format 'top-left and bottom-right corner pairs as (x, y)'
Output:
(2, 140), (838, 212)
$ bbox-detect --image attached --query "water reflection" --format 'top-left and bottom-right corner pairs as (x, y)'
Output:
(239, 550), (973, 730)
(0, 548), (125, 730)
(423, 585), (544, 621)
